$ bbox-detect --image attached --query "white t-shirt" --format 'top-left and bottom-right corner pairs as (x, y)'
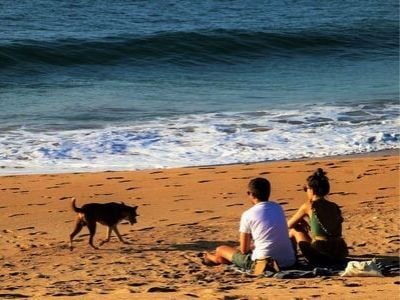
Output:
(239, 201), (295, 268)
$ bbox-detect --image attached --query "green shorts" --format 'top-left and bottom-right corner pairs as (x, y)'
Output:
(232, 251), (253, 270)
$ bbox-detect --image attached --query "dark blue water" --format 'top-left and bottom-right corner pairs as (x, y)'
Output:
(0, 0), (398, 173)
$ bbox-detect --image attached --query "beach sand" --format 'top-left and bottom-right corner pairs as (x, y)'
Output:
(0, 152), (399, 299)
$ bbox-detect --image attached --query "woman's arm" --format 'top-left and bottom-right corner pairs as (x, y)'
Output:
(239, 232), (252, 254)
(287, 203), (309, 229)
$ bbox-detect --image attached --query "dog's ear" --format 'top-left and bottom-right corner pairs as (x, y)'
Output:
(120, 201), (125, 205)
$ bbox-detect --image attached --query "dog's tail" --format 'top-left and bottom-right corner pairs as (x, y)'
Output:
(71, 197), (84, 213)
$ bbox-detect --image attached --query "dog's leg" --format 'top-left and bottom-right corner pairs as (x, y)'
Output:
(112, 225), (130, 244)
(69, 218), (84, 251)
(99, 226), (112, 246)
(87, 221), (98, 249)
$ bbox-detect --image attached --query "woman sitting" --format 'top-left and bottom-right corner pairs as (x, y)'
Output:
(288, 168), (348, 265)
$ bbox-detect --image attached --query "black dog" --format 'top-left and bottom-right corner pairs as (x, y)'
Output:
(69, 198), (138, 250)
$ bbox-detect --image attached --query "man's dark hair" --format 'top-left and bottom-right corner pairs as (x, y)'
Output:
(248, 177), (271, 201)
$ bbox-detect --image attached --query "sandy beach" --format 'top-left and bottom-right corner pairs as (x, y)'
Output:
(0, 152), (399, 299)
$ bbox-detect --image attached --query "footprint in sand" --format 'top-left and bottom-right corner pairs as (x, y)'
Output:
(207, 216), (221, 220)
(154, 177), (169, 180)
(126, 187), (138, 190)
(194, 210), (213, 214)
(8, 213), (27, 218)
(16, 226), (35, 231)
(383, 232), (398, 238)
(147, 286), (178, 293)
(49, 292), (87, 297)
(109, 276), (129, 282)
(59, 196), (73, 200)
(55, 182), (71, 186)
(305, 162), (320, 166)
(343, 282), (361, 287)
(198, 180), (211, 183)
(359, 200), (374, 204)
(330, 192), (357, 196)
(178, 173), (191, 176)
(150, 170), (163, 174)
(378, 187), (395, 190)
(27, 203), (47, 206)
(0, 293), (31, 298)
(89, 183), (104, 187)
(94, 193), (113, 196)
(198, 167), (215, 170)
(106, 176), (124, 180)
(137, 226), (155, 231)
(226, 203), (243, 207)
(388, 238), (400, 244)
(28, 231), (48, 236)
(174, 198), (192, 202)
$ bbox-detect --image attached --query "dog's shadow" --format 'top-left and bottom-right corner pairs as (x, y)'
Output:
(102, 240), (237, 253)
(69, 239), (237, 253)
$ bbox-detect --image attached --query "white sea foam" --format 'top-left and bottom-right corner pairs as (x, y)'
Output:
(0, 103), (398, 174)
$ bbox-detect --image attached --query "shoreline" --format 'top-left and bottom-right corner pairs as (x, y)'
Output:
(1, 148), (398, 177)
(0, 151), (398, 298)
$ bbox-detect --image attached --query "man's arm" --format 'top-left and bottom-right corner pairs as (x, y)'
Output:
(239, 232), (252, 254)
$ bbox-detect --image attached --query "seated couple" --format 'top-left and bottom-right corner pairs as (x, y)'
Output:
(203, 169), (348, 273)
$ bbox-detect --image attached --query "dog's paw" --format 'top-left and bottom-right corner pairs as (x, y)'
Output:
(99, 240), (109, 246)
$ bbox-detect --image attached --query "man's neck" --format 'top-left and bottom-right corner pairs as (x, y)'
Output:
(253, 199), (268, 205)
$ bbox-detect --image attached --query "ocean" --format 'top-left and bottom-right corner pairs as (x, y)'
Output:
(0, 0), (399, 174)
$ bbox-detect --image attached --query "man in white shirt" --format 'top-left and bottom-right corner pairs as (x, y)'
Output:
(203, 177), (295, 270)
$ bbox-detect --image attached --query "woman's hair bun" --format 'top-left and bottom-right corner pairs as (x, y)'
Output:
(315, 168), (326, 178)
(307, 168), (330, 197)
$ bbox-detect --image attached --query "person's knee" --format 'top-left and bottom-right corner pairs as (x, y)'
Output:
(289, 228), (302, 241)
(216, 245), (227, 254)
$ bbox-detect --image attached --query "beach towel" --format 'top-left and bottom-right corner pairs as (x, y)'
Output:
(227, 256), (399, 279)
(227, 257), (342, 279)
